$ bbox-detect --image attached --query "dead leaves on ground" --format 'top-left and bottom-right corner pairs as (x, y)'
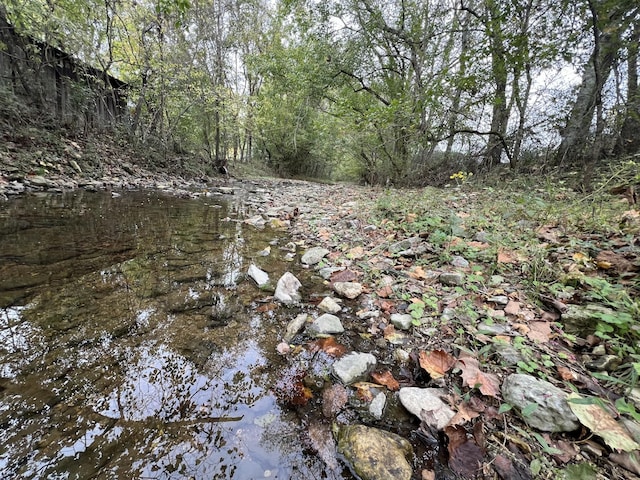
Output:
(419, 350), (456, 380)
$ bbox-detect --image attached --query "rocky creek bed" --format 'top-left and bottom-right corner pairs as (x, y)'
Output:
(2, 157), (640, 479)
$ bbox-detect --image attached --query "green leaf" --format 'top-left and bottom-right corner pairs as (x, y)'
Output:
(498, 403), (512, 414)
(532, 432), (564, 455)
(521, 402), (538, 417)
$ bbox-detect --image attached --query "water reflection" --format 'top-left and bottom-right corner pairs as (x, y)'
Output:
(0, 190), (340, 479)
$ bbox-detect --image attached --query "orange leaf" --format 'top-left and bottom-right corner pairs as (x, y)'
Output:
(419, 350), (457, 379)
(376, 285), (394, 298)
(504, 300), (521, 316)
(309, 337), (347, 357)
(497, 248), (518, 264)
(371, 370), (400, 391)
(557, 366), (577, 381)
(408, 265), (428, 280)
(457, 357), (501, 398)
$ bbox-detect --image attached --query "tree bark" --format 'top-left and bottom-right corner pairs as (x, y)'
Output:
(617, 21), (640, 155)
(556, 4), (626, 165)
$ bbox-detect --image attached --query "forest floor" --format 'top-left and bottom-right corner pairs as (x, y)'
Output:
(2, 125), (640, 478)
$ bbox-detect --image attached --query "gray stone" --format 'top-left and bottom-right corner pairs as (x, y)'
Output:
(561, 304), (616, 336)
(369, 392), (387, 419)
(398, 387), (456, 430)
(333, 424), (413, 480)
(493, 343), (524, 366)
(247, 264), (269, 287)
(477, 322), (508, 335)
(502, 373), (579, 432)
(301, 247), (330, 265)
(363, 224), (377, 232)
(474, 231), (491, 243)
(308, 314), (344, 336)
(318, 297), (342, 314)
(332, 352), (376, 384)
(333, 281), (363, 299)
(245, 214), (267, 228)
(26, 175), (50, 188)
(389, 236), (420, 254)
(586, 354), (621, 372)
(451, 255), (469, 268)
(318, 266), (344, 280)
(440, 272), (465, 286)
(284, 313), (308, 342)
(487, 295), (509, 305)
(274, 272), (302, 304)
(390, 313), (413, 330)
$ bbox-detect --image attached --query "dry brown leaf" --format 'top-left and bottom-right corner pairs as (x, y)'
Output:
(309, 337), (347, 357)
(596, 250), (633, 272)
(497, 248), (519, 264)
(504, 300), (521, 316)
(347, 246), (365, 259)
(467, 241), (490, 250)
(408, 265), (428, 280)
(526, 321), (551, 343)
(322, 384), (349, 418)
(536, 224), (561, 243)
(557, 366), (577, 381)
(446, 425), (484, 478)
(376, 285), (394, 298)
(330, 269), (358, 283)
(448, 401), (482, 426)
(352, 382), (375, 402)
(371, 370), (400, 391)
(610, 451), (640, 475)
(457, 357), (501, 398)
(419, 350), (457, 379)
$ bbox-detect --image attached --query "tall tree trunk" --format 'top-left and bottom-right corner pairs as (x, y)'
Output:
(484, 0), (509, 169)
(556, 3), (624, 165)
(617, 21), (640, 154)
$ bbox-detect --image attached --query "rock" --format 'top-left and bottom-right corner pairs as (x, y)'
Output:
(451, 255), (469, 268)
(389, 236), (421, 254)
(363, 224), (377, 232)
(502, 373), (579, 432)
(69, 159), (82, 173)
(477, 322), (508, 335)
(333, 282), (363, 299)
(493, 343), (524, 366)
(390, 313), (413, 330)
(369, 392), (386, 420)
(561, 304), (615, 336)
(474, 231), (491, 243)
(398, 387), (456, 430)
(586, 354), (621, 372)
(332, 352), (376, 384)
(308, 314), (345, 336)
(318, 297), (342, 314)
(333, 424), (413, 480)
(247, 264), (269, 287)
(284, 313), (308, 342)
(487, 295), (509, 305)
(301, 246), (330, 265)
(439, 272), (465, 286)
(274, 272), (302, 304)
(317, 266), (342, 280)
(245, 214), (267, 228)
(25, 175), (50, 188)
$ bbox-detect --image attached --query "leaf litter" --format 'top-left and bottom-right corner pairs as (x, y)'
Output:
(257, 177), (640, 479)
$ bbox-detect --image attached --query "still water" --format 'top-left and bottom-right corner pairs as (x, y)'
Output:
(0, 190), (337, 479)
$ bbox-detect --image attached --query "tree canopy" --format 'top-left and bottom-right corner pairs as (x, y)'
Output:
(2, 0), (639, 184)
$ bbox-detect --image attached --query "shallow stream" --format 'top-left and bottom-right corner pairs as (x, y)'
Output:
(0, 189), (343, 479)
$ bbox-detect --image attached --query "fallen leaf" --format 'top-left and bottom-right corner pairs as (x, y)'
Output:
(330, 269), (358, 283)
(257, 302), (278, 313)
(408, 265), (429, 280)
(536, 225), (560, 244)
(497, 248), (519, 264)
(449, 401), (482, 426)
(504, 300), (521, 315)
(371, 370), (400, 391)
(419, 350), (457, 379)
(352, 382), (375, 402)
(322, 384), (349, 418)
(467, 241), (490, 250)
(376, 285), (394, 298)
(492, 454), (532, 480)
(610, 451), (640, 475)
(596, 250), (633, 272)
(347, 246), (365, 259)
(276, 342), (291, 355)
(309, 337), (347, 357)
(445, 425), (484, 478)
(457, 357), (501, 398)
(557, 366), (577, 381)
(567, 393), (640, 452)
(526, 321), (551, 343)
